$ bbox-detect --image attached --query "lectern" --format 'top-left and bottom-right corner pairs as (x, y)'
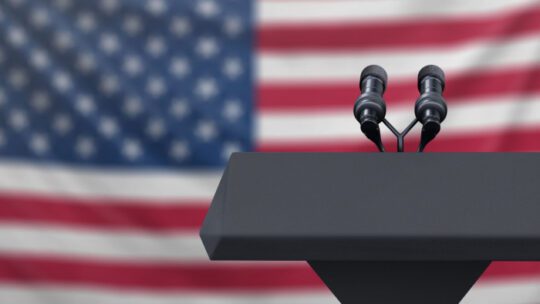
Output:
(200, 65), (540, 303)
(201, 153), (540, 303)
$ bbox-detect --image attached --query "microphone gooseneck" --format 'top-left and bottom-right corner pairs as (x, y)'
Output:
(354, 65), (388, 152)
(415, 65), (447, 152)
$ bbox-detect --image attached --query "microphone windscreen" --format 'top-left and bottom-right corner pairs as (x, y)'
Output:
(360, 65), (388, 87)
(418, 65), (445, 90)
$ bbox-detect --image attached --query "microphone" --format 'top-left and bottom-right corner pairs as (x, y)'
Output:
(354, 65), (388, 151)
(415, 65), (447, 152)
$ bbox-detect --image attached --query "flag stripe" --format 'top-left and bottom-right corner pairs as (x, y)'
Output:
(258, 0), (539, 25)
(258, 127), (540, 153)
(0, 162), (219, 201)
(259, 33), (540, 83)
(1, 281), (540, 304)
(259, 65), (540, 109)
(258, 95), (540, 142)
(0, 224), (203, 262)
(0, 255), (322, 290)
(259, 5), (540, 51)
(0, 285), (339, 304)
(0, 193), (207, 231)
(0, 254), (536, 290)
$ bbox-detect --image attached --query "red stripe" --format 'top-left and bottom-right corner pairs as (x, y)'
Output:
(259, 65), (540, 110)
(0, 255), (322, 290)
(0, 193), (208, 231)
(0, 255), (536, 290)
(259, 5), (540, 51)
(258, 127), (540, 152)
(483, 262), (540, 282)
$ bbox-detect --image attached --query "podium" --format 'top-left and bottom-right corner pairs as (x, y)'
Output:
(200, 153), (540, 303)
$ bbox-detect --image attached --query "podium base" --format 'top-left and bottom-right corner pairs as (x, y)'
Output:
(309, 261), (490, 304)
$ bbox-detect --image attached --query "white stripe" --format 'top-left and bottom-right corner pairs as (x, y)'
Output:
(259, 33), (540, 83)
(0, 224), (309, 263)
(0, 161), (219, 202)
(0, 285), (337, 304)
(259, 95), (540, 142)
(0, 280), (539, 304)
(463, 279), (540, 304)
(0, 224), (205, 262)
(259, 0), (539, 25)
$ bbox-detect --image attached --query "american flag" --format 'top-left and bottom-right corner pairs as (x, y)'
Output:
(0, 0), (539, 303)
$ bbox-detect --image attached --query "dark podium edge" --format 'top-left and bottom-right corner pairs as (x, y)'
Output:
(201, 160), (492, 304)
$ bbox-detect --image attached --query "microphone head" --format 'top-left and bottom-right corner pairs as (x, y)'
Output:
(418, 64), (445, 90)
(360, 65), (388, 91)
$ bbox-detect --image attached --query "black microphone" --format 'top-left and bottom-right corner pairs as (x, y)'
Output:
(354, 65), (387, 151)
(415, 65), (447, 152)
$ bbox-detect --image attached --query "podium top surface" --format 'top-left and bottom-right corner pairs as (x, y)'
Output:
(200, 153), (540, 261)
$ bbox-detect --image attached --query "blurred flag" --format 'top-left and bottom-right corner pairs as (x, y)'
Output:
(0, 0), (539, 303)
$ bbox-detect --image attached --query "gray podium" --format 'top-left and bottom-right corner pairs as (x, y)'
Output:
(200, 153), (540, 304)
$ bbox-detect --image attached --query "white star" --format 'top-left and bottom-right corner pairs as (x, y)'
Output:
(8, 68), (28, 89)
(170, 98), (190, 119)
(122, 139), (142, 160)
(146, 118), (165, 140)
(77, 12), (96, 32)
(99, 116), (118, 138)
(53, 114), (72, 134)
(0, 88), (5, 108)
(0, 129), (5, 147)
(75, 94), (95, 115)
(29, 133), (49, 155)
(54, 31), (74, 51)
(53, 0), (72, 10)
(123, 55), (144, 77)
(223, 57), (243, 79)
(146, 0), (167, 16)
(7, 27), (27, 47)
(76, 136), (96, 158)
(76, 53), (96, 73)
(31, 91), (50, 112)
(30, 49), (50, 70)
(170, 57), (190, 78)
(194, 77), (218, 100)
(222, 142), (241, 160)
(224, 16), (243, 37)
(123, 96), (143, 117)
(169, 140), (190, 161)
(9, 109), (28, 130)
(223, 99), (244, 122)
(100, 0), (120, 14)
(170, 16), (191, 37)
(8, 0), (25, 8)
(123, 15), (142, 36)
(194, 120), (218, 141)
(196, 0), (220, 18)
(100, 74), (119, 95)
(146, 76), (166, 97)
(53, 71), (72, 92)
(195, 37), (219, 58)
(30, 8), (50, 28)
(100, 33), (120, 55)
(146, 36), (167, 57)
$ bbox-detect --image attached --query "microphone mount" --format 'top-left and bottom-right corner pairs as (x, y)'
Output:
(381, 118), (419, 153)
(354, 65), (447, 152)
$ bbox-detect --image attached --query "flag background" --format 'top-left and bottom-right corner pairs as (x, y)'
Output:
(0, 0), (540, 303)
